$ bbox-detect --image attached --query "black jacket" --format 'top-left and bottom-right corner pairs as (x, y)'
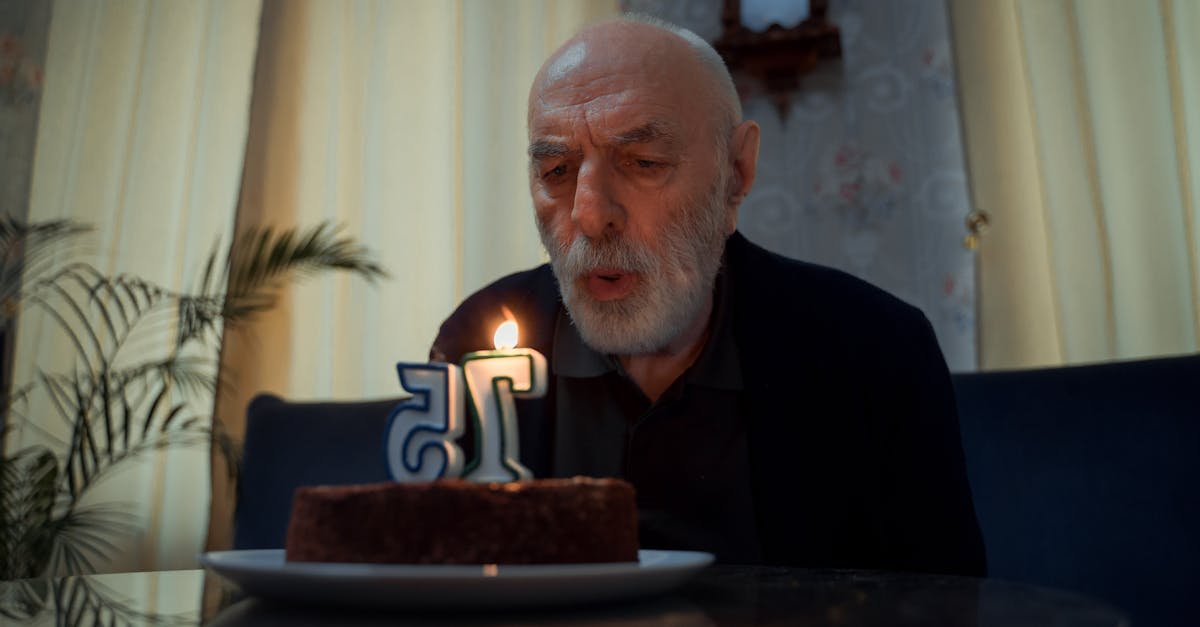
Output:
(432, 232), (987, 576)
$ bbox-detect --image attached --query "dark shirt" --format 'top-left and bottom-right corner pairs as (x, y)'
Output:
(431, 232), (987, 576)
(551, 268), (762, 563)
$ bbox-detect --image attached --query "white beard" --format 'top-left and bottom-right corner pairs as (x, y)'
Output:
(538, 175), (729, 355)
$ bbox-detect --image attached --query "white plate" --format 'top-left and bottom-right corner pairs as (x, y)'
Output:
(199, 549), (714, 609)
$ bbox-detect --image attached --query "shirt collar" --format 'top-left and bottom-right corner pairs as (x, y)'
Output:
(551, 266), (743, 391)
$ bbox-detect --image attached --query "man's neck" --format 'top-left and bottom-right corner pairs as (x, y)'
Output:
(617, 294), (714, 403)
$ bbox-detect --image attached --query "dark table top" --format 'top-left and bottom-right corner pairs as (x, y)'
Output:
(0, 565), (1130, 626)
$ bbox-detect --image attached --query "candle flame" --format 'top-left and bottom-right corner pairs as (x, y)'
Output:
(494, 320), (518, 350)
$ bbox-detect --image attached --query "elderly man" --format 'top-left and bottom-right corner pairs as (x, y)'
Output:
(432, 16), (985, 575)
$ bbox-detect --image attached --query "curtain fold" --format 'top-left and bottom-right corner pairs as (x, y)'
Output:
(950, 0), (1199, 369)
(205, 0), (618, 553)
(14, 0), (261, 572)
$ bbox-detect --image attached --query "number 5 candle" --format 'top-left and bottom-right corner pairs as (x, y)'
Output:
(384, 363), (466, 481)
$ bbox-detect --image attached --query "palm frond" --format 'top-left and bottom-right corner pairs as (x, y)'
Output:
(46, 502), (139, 577)
(0, 217), (91, 254)
(70, 421), (213, 501)
(0, 381), (35, 423)
(49, 572), (196, 626)
(110, 356), (218, 397)
(0, 578), (50, 621)
(20, 265), (178, 372)
(29, 358), (215, 502)
(173, 293), (224, 349)
(217, 221), (387, 327)
(0, 217), (91, 326)
(0, 402), (68, 455)
(0, 448), (58, 580)
(3, 217), (386, 580)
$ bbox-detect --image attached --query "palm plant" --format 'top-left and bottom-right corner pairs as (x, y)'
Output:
(0, 216), (386, 582)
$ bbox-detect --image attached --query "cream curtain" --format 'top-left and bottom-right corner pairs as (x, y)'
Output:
(950, 0), (1200, 369)
(13, 0), (261, 574)
(15, 0), (619, 571)
(204, 0), (619, 551)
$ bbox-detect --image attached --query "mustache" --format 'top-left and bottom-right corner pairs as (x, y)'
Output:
(552, 234), (658, 278)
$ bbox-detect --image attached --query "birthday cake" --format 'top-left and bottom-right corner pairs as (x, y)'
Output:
(284, 477), (639, 564)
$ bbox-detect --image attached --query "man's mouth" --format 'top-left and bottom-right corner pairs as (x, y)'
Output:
(584, 268), (636, 301)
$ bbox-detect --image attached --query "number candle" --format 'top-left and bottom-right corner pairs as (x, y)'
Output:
(384, 363), (466, 481)
(460, 320), (547, 482)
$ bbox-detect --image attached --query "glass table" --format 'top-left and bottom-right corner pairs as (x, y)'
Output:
(0, 565), (1130, 626)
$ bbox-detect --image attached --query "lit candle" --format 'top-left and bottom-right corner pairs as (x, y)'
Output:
(384, 363), (466, 481)
(460, 320), (547, 482)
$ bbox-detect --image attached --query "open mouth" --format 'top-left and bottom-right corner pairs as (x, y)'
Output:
(584, 268), (636, 301)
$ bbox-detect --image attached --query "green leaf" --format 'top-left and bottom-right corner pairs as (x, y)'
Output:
(0, 217), (91, 326)
(3, 217), (387, 580)
(221, 221), (388, 325)
(0, 448), (59, 580)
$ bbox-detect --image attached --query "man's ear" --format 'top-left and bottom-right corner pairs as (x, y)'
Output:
(725, 120), (760, 234)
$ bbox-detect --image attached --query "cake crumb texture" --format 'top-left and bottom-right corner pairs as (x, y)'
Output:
(284, 477), (638, 564)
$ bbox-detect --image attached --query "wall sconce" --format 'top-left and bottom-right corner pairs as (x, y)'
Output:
(713, 0), (841, 120)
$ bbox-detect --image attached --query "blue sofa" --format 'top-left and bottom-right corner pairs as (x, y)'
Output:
(232, 394), (396, 550)
(234, 354), (1200, 625)
(953, 353), (1200, 627)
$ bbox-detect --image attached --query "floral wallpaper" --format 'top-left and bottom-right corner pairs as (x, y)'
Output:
(623, 0), (978, 371)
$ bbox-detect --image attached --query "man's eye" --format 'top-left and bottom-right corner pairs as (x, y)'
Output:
(635, 160), (659, 168)
(543, 164), (568, 180)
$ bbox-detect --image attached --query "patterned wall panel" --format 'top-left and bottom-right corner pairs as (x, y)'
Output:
(624, 0), (977, 371)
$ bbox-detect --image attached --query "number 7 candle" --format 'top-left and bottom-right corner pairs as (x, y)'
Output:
(460, 319), (546, 482)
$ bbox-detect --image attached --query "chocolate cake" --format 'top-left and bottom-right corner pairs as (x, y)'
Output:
(285, 477), (638, 564)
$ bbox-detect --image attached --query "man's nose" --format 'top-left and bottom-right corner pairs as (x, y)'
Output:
(572, 162), (625, 239)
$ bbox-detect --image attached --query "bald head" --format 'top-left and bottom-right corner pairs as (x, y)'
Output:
(529, 16), (742, 148)
(618, 14), (743, 126)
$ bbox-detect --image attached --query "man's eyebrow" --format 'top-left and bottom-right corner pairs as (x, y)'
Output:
(527, 122), (675, 159)
(611, 122), (677, 146)
(528, 140), (570, 160)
